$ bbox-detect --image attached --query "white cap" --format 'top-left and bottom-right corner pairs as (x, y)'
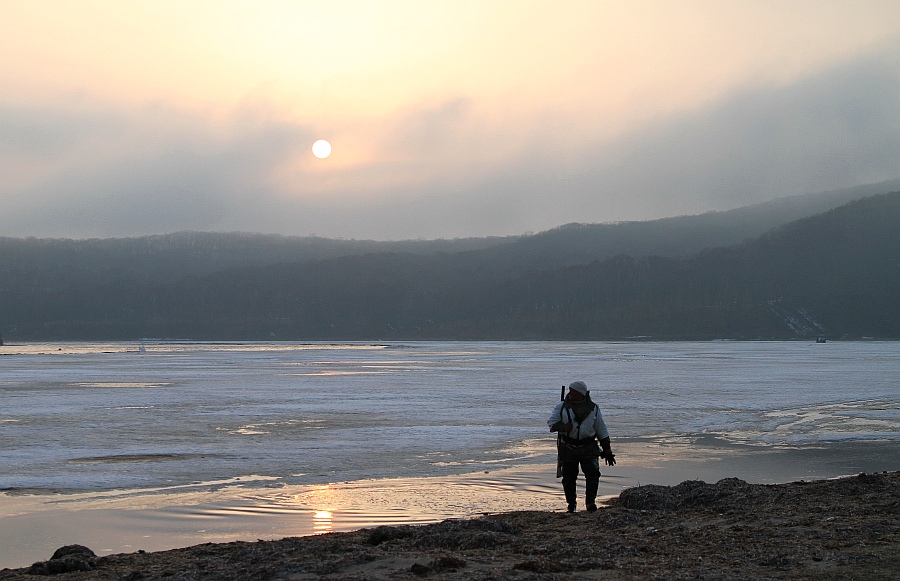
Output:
(568, 381), (588, 395)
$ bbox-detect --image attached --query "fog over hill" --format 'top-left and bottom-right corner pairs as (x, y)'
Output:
(3, 178), (896, 279)
(1, 180), (898, 341)
(478, 177), (900, 272)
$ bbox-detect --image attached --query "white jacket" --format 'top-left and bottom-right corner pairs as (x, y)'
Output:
(548, 400), (610, 441)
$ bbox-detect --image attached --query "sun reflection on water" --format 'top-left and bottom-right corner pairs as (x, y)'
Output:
(292, 484), (338, 534)
(313, 510), (333, 533)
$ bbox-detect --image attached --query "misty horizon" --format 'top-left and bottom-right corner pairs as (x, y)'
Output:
(4, 176), (898, 243)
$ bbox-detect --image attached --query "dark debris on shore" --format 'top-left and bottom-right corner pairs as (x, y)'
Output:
(2, 471), (899, 580)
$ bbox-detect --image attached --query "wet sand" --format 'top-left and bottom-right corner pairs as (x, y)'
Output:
(2, 438), (898, 571)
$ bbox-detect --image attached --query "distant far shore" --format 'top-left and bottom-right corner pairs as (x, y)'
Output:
(3, 471), (898, 580)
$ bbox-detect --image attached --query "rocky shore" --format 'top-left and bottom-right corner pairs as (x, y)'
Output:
(2, 471), (898, 580)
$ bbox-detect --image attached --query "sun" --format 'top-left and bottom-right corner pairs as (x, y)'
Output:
(312, 139), (332, 159)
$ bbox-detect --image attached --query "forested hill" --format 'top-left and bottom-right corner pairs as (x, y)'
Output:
(1, 189), (899, 341)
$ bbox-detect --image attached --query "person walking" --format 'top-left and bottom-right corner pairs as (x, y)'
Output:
(548, 380), (616, 512)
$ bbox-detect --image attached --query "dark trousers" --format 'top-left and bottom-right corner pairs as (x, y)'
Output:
(561, 456), (600, 506)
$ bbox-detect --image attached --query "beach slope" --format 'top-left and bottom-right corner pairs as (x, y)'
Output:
(2, 471), (898, 580)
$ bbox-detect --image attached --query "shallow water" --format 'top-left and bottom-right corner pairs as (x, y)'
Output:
(1, 340), (898, 568)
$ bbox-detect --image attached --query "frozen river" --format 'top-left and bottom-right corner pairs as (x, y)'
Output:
(1, 340), (898, 567)
(2, 340), (897, 492)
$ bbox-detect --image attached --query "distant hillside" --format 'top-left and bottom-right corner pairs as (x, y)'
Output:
(1, 178), (894, 290)
(481, 177), (900, 272)
(3, 190), (897, 341)
(0, 231), (514, 287)
(476, 191), (900, 339)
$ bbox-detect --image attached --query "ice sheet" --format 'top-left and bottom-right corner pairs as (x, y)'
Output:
(2, 341), (898, 492)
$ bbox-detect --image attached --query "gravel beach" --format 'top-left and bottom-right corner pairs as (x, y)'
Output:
(3, 471), (897, 580)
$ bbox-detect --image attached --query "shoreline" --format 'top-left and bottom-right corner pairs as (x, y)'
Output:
(2, 438), (898, 570)
(2, 470), (898, 580)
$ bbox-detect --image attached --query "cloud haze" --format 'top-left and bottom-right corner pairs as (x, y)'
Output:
(1, 2), (899, 239)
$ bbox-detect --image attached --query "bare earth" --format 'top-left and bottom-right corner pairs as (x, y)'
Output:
(2, 471), (898, 580)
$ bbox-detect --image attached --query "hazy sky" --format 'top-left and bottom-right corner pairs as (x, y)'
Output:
(2, 1), (899, 240)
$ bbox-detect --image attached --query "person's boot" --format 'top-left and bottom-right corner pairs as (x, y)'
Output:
(566, 502), (576, 513)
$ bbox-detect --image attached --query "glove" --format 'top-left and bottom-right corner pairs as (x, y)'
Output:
(599, 437), (616, 466)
